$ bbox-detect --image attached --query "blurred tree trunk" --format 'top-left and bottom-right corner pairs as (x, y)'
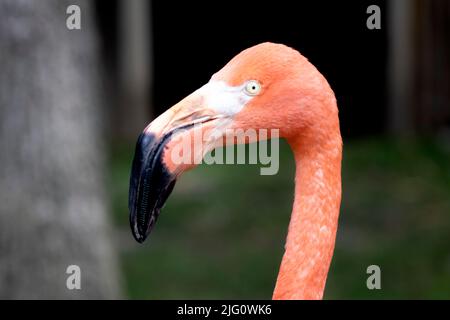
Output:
(388, 0), (450, 136)
(388, 0), (415, 136)
(117, 0), (152, 141)
(414, 0), (450, 133)
(0, 0), (121, 298)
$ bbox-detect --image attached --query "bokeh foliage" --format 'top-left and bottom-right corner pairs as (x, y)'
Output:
(108, 138), (450, 299)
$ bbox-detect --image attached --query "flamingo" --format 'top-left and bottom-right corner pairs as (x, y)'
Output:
(128, 42), (342, 300)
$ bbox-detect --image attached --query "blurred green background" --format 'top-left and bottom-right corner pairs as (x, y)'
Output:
(109, 138), (450, 299)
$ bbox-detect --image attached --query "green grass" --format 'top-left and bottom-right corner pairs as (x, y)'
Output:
(108, 137), (450, 299)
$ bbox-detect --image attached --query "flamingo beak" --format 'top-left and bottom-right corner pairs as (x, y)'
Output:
(128, 88), (230, 243)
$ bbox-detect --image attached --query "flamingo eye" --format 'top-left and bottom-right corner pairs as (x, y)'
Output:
(244, 80), (261, 96)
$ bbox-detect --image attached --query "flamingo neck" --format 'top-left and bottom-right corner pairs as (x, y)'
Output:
(273, 127), (342, 300)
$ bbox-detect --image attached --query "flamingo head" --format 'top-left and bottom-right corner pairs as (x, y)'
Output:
(128, 42), (337, 243)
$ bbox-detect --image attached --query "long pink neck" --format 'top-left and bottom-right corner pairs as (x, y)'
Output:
(273, 127), (342, 300)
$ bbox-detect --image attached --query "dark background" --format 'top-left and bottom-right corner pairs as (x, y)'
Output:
(152, 1), (387, 137)
(97, 0), (388, 137)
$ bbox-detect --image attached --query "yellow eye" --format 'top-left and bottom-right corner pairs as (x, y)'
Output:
(244, 80), (261, 96)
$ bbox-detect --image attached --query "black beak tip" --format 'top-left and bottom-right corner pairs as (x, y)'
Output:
(128, 130), (178, 245)
(130, 221), (148, 243)
(133, 233), (147, 244)
(128, 203), (159, 245)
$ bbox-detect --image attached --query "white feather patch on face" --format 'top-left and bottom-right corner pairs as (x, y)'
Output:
(197, 80), (255, 116)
